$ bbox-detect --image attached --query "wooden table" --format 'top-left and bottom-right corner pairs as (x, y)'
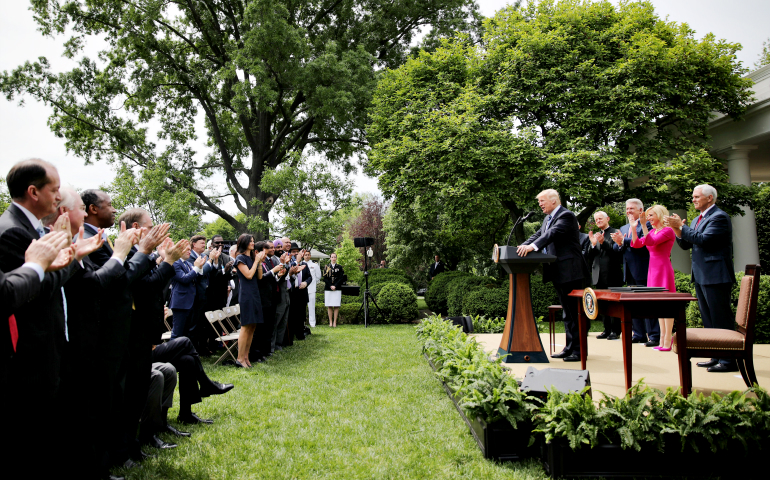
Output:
(568, 289), (697, 393)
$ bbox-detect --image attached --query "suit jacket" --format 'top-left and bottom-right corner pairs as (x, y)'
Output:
(188, 250), (214, 300)
(613, 222), (651, 285)
(128, 247), (176, 345)
(676, 206), (735, 285)
(587, 227), (624, 288)
(1, 265), (42, 382)
(289, 261), (314, 305)
(579, 232), (591, 260)
(203, 252), (235, 310)
(169, 258), (200, 309)
(429, 261), (446, 279)
(0, 203), (79, 401)
(83, 222), (114, 267)
(522, 206), (589, 285)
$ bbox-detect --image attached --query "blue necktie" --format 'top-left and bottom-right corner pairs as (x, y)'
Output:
(542, 215), (552, 254)
(37, 226), (68, 341)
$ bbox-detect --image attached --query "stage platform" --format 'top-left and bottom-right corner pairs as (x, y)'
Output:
(472, 332), (770, 399)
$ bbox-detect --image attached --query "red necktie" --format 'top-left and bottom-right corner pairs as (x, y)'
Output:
(9, 314), (18, 352)
(695, 215), (703, 229)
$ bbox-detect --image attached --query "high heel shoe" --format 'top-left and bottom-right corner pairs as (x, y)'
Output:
(657, 345), (672, 352)
(234, 360), (251, 369)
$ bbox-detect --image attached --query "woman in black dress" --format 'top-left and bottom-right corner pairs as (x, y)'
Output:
(234, 234), (266, 368)
(323, 253), (345, 327)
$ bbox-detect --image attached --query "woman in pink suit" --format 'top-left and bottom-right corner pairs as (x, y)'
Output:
(630, 204), (677, 351)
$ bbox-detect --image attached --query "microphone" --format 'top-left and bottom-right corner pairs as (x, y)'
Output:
(505, 211), (534, 246)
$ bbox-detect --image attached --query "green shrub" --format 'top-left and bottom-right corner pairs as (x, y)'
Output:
(471, 315), (507, 334)
(315, 292), (360, 305)
(529, 276), (559, 320)
(425, 271), (470, 313)
(462, 286), (508, 319)
(447, 276), (497, 316)
(314, 302), (361, 324)
(358, 276), (411, 303)
(377, 283), (419, 323)
(367, 268), (416, 290)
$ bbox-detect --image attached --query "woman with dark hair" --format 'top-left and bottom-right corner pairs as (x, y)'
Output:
(323, 253), (345, 327)
(234, 234), (266, 368)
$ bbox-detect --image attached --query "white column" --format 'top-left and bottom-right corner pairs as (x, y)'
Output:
(726, 145), (760, 272)
(670, 208), (691, 274)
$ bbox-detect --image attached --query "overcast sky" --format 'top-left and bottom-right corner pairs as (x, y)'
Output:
(1, 0), (768, 221)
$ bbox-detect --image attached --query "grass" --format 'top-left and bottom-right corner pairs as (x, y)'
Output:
(416, 296), (428, 310)
(118, 325), (548, 479)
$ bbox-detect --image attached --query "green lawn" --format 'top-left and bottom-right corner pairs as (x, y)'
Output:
(120, 325), (547, 479)
(416, 296), (428, 310)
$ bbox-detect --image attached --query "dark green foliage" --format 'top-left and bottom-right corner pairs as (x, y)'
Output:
(425, 271), (470, 313)
(314, 303), (361, 324)
(447, 276), (497, 316)
(367, 268), (416, 290)
(315, 292), (359, 305)
(359, 271), (412, 303)
(461, 286), (508, 319)
(755, 184), (770, 270)
(529, 276), (560, 320)
(377, 283), (419, 323)
(470, 315), (506, 334)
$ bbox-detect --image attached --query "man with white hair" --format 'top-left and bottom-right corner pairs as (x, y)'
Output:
(611, 199), (660, 346)
(517, 189), (589, 362)
(587, 211), (623, 340)
(667, 184), (737, 373)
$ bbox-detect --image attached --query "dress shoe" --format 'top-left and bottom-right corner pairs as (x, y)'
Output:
(645, 340), (659, 347)
(563, 353), (581, 362)
(123, 459), (142, 469)
(707, 363), (739, 373)
(596, 332), (609, 339)
(607, 333), (619, 340)
(201, 381), (235, 397)
(166, 424), (191, 437)
(130, 449), (156, 462)
(178, 412), (214, 425)
(144, 435), (177, 449)
(631, 338), (646, 344)
(551, 349), (571, 359)
(697, 359), (719, 368)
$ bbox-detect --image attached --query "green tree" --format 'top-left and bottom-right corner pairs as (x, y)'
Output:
(756, 38), (770, 69)
(367, 0), (754, 244)
(202, 213), (247, 241)
(104, 164), (202, 239)
(0, 179), (11, 216)
(1, 0), (480, 238)
(335, 235), (363, 286)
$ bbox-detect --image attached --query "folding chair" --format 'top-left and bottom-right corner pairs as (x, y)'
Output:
(222, 305), (240, 333)
(205, 310), (240, 365)
(161, 308), (173, 342)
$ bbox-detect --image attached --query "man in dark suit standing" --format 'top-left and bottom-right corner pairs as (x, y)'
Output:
(429, 255), (445, 280)
(170, 244), (207, 338)
(611, 199), (660, 346)
(188, 235), (216, 352)
(518, 189), (589, 362)
(588, 211), (624, 340)
(667, 184), (737, 373)
(287, 243), (313, 343)
(578, 225), (592, 261)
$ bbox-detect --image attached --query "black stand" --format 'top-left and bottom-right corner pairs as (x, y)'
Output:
(355, 252), (383, 327)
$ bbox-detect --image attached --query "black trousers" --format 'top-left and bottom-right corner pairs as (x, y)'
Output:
(694, 281), (735, 365)
(554, 278), (586, 354)
(152, 337), (214, 408)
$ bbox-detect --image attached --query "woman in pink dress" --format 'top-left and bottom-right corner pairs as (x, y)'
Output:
(630, 204), (677, 351)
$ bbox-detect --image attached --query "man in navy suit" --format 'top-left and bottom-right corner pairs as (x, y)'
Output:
(610, 199), (660, 347)
(187, 235), (216, 352)
(667, 184), (737, 373)
(169, 244), (207, 339)
(518, 189), (590, 362)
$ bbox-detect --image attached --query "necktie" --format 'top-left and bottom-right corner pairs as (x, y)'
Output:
(542, 215), (552, 254)
(107, 236), (114, 250)
(36, 226), (45, 238)
(35, 226), (68, 341)
(695, 215), (703, 229)
(8, 314), (18, 352)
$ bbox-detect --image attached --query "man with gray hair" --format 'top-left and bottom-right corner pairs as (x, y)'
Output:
(517, 189), (589, 362)
(610, 199), (660, 346)
(588, 211), (623, 340)
(666, 184), (737, 373)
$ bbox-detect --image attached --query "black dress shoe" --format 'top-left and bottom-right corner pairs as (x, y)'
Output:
(645, 340), (660, 347)
(123, 459), (142, 469)
(178, 412), (214, 425)
(551, 349), (571, 359)
(697, 359), (719, 368)
(596, 332), (609, 339)
(631, 338), (646, 344)
(201, 381), (235, 397)
(144, 435), (177, 449)
(166, 424), (191, 437)
(707, 363), (739, 373)
(563, 353), (581, 362)
(607, 333), (619, 340)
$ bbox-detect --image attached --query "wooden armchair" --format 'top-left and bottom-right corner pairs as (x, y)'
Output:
(673, 264), (762, 392)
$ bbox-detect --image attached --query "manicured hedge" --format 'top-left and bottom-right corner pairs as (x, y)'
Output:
(425, 271), (470, 313)
(461, 286), (508, 319)
(529, 276), (559, 320)
(377, 283), (419, 323)
(314, 303), (361, 324)
(446, 276), (497, 316)
(358, 276), (411, 303)
(366, 268), (416, 290)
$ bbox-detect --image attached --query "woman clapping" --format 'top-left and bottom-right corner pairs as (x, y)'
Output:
(234, 234), (266, 368)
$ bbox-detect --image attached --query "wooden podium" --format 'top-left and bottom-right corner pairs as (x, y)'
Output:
(493, 245), (556, 363)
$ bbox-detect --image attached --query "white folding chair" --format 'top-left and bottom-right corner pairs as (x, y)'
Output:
(205, 310), (240, 365)
(222, 306), (240, 333)
(161, 308), (173, 342)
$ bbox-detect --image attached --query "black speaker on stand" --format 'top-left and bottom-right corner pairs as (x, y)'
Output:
(353, 237), (382, 327)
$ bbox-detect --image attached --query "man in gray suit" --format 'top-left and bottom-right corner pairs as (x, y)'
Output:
(667, 184), (737, 373)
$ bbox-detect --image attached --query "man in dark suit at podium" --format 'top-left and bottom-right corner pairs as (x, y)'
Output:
(517, 189), (589, 362)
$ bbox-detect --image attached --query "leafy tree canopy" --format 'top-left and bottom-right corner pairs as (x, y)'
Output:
(366, 0), (755, 245)
(1, 0), (480, 238)
(756, 38), (770, 69)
